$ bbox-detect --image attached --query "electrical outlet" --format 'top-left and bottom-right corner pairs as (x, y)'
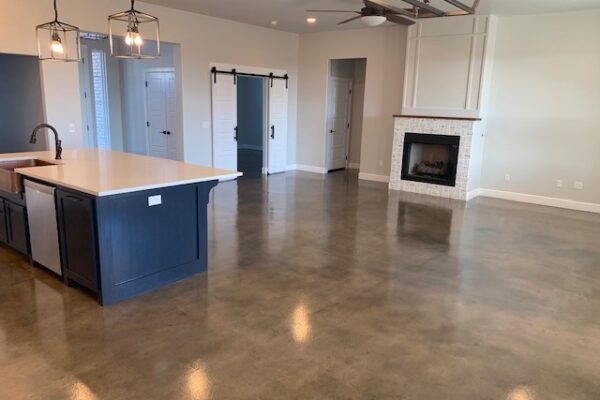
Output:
(573, 181), (584, 190)
(504, 173), (511, 182)
(556, 179), (563, 188)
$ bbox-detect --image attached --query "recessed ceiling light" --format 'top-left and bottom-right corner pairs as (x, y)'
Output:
(306, 17), (317, 24)
(271, 20), (278, 25)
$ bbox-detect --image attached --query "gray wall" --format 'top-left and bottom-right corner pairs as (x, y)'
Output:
(237, 76), (264, 150)
(482, 10), (600, 204)
(297, 26), (407, 176)
(0, 54), (46, 153)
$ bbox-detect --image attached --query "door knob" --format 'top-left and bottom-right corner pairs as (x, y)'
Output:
(167, 131), (171, 135)
(161, 131), (168, 135)
(330, 129), (335, 133)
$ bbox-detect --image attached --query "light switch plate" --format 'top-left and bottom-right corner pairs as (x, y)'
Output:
(148, 195), (162, 206)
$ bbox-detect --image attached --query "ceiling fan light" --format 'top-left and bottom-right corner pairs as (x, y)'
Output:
(361, 15), (386, 26)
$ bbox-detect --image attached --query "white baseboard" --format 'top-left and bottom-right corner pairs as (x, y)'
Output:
(238, 144), (263, 151)
(359, 172), (390, 183)
(348, 163), (360, 170)
(474, 189), (600, 214)
(288, 164), (327, 174)
(466, 189), (481, 201)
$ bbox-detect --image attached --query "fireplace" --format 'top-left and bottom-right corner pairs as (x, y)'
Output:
(401, 133), (460, 187)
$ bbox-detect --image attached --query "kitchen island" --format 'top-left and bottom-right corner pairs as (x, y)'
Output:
(0, 149), (240, 305)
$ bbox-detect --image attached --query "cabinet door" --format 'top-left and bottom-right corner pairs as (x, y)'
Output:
(0, 200), (7, 244)
(56, 190), (99, 292)
(6, 201), (29, 254)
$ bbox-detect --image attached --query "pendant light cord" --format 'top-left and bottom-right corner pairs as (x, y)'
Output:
(131, 0), (135, 11)
(53, 0), (58, 22)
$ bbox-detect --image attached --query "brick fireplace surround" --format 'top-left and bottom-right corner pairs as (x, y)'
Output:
(389, 115), (483, 201)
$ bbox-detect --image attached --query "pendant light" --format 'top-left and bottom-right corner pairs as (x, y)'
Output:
(108, 0), (161, 59)
(36, 0), (81, 62)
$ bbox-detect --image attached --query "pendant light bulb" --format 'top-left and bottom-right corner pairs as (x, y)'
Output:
(51, 31), (64, 54)
(125, 25), (143, 46)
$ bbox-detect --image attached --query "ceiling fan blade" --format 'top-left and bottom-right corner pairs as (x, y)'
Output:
(386, 13), (416, 26)
(338, 15), (364, 25)
(306, 10), (360, 13)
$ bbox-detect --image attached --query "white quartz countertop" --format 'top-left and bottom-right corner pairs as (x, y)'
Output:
(0, 149), (241, 196)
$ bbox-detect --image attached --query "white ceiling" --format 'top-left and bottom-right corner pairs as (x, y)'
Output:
(141, 0), (600, 33)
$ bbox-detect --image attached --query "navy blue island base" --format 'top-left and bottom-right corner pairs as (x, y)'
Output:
(55, 180), (218, 306)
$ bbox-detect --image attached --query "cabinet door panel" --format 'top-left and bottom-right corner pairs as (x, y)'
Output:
(56, 190), (98, 291)
(0, 200), (7, 244)
(6, 202), (29, 254)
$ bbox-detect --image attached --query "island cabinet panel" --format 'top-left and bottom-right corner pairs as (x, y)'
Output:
(96, 180), (218, 306)
(56, 190), (100, 294)
(0, 199), (7, 244)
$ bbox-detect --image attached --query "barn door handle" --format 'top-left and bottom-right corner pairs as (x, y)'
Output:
(234, 126), (238, 141)
(270, 125), (275, 139)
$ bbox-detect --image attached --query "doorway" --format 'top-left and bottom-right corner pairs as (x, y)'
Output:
(211, 64), (289, 175)
(77, 32), (183, 160)
(325, 58), (367, 172)
(236, 76), (265, 177)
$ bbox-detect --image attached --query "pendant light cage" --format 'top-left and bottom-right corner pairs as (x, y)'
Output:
(36, 0), (81, 62)
(108, 0), (161, 59)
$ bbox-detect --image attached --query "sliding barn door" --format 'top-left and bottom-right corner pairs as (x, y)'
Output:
(267, 78), (288, 174)
(211, 74), (238, 171)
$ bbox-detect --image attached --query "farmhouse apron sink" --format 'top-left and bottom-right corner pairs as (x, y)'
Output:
(0, 159), (55, 193)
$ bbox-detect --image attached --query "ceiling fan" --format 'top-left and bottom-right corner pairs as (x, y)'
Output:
(307, 0), (479, 27)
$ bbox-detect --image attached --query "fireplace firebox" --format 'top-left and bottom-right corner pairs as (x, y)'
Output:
(401, 133), (460, 187)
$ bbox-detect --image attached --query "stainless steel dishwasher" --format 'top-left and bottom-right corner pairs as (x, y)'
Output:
(24, 180), (62, 276)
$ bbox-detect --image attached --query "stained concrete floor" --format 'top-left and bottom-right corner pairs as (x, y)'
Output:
(1, 170), (599, 399)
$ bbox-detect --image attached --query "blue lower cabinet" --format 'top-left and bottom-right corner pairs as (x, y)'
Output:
(0, 199), (7, 244)
(56, 189), (100, 295)
(0, 192), (30, 256)
(5, 201), (29, 255)
(56, 180), (218, 306)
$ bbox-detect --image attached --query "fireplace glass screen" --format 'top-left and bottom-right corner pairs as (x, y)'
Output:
(401, 133), (460, 187)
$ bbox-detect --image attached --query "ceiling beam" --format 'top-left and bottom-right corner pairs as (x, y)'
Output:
(443, 0), (475, 14)
(399, 0), (445, 16)
(365, 0), (417, 18)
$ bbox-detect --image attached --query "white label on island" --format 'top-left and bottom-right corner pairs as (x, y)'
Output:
(148, 195), (162, 206)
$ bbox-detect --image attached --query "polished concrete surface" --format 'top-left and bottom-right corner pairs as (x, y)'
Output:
(1, 170), (599, 399)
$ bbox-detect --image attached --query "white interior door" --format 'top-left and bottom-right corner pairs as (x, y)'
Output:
(212, 74), (238, 171)
(146, 71), (168, 158)
(145, 70), (178, 160)
(267, 78), (288, 174)
(326, 78), (352, 171)
(164, 72), (178, 160)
